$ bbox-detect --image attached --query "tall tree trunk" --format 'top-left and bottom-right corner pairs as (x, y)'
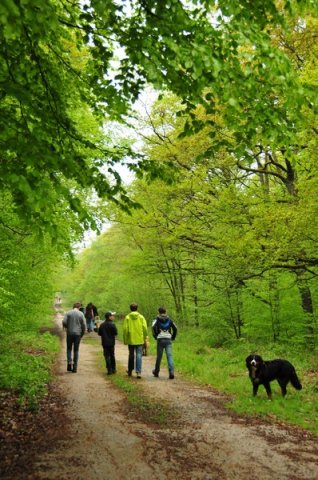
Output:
(158, 245), (185, 323)
(296, 271), (315, 349)
(193, 272), (199, 327)
(268, 273), (280, 342)
(226, 288), (243, 339)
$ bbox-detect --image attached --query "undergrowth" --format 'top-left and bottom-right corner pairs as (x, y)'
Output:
(0, 317), (60, 409)
(171, 327), (318, 436)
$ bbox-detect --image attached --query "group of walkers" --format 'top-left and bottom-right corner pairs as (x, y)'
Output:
(62, 302), (178, 379)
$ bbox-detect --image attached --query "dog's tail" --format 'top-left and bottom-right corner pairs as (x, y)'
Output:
(290, 370), (302, 390)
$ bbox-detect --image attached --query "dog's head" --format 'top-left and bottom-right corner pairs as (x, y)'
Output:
(246, 354), (263, 370)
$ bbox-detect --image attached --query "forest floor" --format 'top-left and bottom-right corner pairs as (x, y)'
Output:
(1, 315), (318, 480)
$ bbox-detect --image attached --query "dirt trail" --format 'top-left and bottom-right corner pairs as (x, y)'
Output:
(33, 318), (318, 480)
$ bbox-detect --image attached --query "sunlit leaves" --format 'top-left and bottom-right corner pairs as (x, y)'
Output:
(1, 0), (318, 241)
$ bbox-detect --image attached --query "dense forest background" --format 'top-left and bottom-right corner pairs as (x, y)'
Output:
(1, 0), (318, 403)
(62, 86), (318, 350)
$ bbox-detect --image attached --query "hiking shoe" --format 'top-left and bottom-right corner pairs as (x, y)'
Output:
(126, 370), (132, 377)
(136, 372), (141, 379)
(72, 366), (77, 373)
(67, 364), (72, 372)
(169, 372), (174, 379)
(152, 369), (159, 378)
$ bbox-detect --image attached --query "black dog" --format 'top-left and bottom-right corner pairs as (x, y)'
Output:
(246, 354), (302, 400)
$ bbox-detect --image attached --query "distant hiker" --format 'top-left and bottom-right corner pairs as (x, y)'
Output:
(98, 311), (118, 375)
(152, 306), (178, 379)
(62, 302), (86, 373)
(123, 303), (148, 379)
(85, 302), (98, 332)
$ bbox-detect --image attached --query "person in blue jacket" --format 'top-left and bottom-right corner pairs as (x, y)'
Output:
(152, 306), (178, 379)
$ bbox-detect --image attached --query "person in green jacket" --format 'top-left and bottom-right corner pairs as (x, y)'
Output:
(123, 303), (148, 379)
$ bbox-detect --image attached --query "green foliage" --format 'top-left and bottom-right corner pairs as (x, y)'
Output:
(0, 196), (65, 405)
(0, 194), (74, 331)
(0, 0), (135, 233)
(61, 78), (318, 345)
(1, 0), (317, 234)
(60, 225), (170, 321)
(0, 329), (59, 406)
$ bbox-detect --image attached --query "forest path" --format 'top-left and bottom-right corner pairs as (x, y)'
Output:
(33, 317), (318, 480)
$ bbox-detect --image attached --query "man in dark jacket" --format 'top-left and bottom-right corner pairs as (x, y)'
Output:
(152, 306), (178, 379)
(98, 311), (118, 375)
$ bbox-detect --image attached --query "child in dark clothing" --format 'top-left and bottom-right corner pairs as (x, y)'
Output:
(98, 311), (118, 375)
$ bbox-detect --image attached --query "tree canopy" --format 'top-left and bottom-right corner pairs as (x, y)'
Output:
(1, 0), (318, 345)
(1, 0), (318, 235)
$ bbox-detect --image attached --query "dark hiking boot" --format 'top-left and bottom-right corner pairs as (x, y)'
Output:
(67, 363), (72, 372)
(72, 366), (77, 373)
(152, 369), (159, 377)
(169, 372), (174, 379)
(126, 370), (132, 376)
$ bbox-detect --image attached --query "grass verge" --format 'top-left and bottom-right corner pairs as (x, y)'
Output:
(94, 347), (174, 427)
(0, 327), (60, 409)
(170, 327), (318, 436)
(115, 323), (318, 436)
